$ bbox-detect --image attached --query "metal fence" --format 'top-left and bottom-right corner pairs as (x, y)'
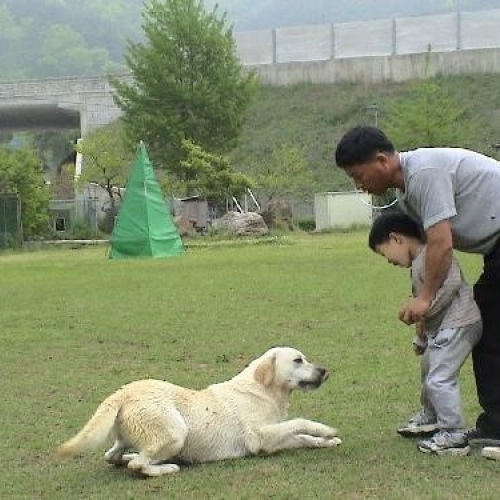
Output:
(0, 193), (22, 248)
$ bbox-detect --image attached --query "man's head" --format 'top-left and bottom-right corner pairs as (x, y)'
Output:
(335, 126), (399, 195)
(368, 212), (425, 268)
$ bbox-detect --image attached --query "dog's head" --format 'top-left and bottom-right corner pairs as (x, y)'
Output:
(253, 347), (329, 391)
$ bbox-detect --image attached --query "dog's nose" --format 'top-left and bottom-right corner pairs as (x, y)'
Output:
(318, 367), (329, 381)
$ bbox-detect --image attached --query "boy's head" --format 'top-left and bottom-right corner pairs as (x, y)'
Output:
(368, 212), (425, 268)
(335, 126), (398, 196)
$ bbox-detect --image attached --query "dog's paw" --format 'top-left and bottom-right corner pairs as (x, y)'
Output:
(298, 434), (342, 448)
(328, 436), (342, 446)
(130, 462), (181, 477)
(320, 436), (342, 447)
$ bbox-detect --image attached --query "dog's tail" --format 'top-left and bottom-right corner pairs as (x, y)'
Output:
(56, 391), (122, 458)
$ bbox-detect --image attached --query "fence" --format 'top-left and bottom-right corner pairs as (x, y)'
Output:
(235, 9), (500, 65)
(0, 193), (22, 248)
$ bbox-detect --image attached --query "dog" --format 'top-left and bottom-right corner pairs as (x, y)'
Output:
(56, 346), (341, 476)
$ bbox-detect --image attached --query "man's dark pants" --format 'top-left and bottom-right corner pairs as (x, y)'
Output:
(473, 239), (500, 434)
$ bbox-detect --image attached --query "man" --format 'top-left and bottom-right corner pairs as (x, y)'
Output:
(335, 125), (500, 460)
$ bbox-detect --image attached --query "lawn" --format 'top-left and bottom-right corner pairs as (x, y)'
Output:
(1, 231), (498, 499)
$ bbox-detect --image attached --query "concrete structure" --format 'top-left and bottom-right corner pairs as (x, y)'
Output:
(2, 8), (500, 135)
(251, 47), (500, 86)
(0, 74), (132, 136)
(314, 192), (372, 230)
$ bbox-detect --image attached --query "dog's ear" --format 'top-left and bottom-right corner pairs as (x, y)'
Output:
(254, 353), (276, 386)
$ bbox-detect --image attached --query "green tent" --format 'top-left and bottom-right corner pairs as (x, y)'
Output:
(109, 142), (184, 259)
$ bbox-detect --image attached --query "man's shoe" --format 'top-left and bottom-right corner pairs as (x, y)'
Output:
(397, 409), (439, 437)
(466, 428), (500, 447)
(481, 446), (500, 460)
(418, 430), (471, 456)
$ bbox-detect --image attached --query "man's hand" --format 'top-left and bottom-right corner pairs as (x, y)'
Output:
(399, 296), (431, 325)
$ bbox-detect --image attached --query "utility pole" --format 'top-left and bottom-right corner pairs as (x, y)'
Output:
(365, 103), (379, 127)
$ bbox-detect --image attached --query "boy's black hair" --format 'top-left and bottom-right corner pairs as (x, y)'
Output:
(368, 212), (425, 252)
(335, 125), (395, 168)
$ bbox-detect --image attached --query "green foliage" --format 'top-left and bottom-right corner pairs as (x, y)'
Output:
(0, 147), (50, 238)
(0, 0), (142, 79)
(37, 24), (115, 78)
(250, 143), (316, 205)
(112, 0), (257, 179)
(68, 221), (100, 240)
(76, 122), (135, 206)
(178, 139), (253, 204)
(384, 80), (478, 150)
(296, 218), (316, 231)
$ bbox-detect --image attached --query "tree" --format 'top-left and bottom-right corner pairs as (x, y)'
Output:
(242, 144), (316, 228)
(372, 79), (485, 208)
(76, 122), (135, 227)
(178, 139), (253, 208)
(0, 147), (50, 238)
(384, 80), (479, 150)
(250, 144), (316, 206)
(111, 0), (257, 185)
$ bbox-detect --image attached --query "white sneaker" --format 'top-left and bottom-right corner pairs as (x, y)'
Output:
(418, 430), (470, 456)
(481, 446), (500, 460)
(397, 409), (439, 437)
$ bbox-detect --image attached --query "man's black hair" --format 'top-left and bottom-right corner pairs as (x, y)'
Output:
(335, 125), (395, 168)
(368, 212), (425, 252)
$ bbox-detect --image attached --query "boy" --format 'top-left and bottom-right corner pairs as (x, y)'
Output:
(369, 212), (482, 455)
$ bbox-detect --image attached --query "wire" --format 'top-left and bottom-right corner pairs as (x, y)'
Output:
(359, 197), (398, 210)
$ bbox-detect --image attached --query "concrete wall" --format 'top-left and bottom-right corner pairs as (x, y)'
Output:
(235, 7), (500, 85)
(235, 9), (500, 63)
(0, 75), (131, 136)
(335, 19), (394, 58)
(249, 47), (500, 86)
(315, 192), (372, 230)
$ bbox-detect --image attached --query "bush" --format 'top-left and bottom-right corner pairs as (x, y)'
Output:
(70, 222), (100, 240)
(296, 219), (316, 232)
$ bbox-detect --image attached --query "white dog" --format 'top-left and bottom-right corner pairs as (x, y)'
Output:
(56, 347), (341, 476)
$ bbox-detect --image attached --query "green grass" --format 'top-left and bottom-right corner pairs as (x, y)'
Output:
(1, 232), (499, 499)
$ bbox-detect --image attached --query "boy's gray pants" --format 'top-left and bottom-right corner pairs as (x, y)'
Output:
(421, 320), (482, 430)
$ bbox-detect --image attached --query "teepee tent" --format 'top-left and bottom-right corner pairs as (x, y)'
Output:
(109, 142), (184, 259)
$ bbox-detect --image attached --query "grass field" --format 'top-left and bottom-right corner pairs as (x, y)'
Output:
(1, 231), (499, 499)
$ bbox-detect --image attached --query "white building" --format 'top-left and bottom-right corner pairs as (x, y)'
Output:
(314, 191), (372, 230)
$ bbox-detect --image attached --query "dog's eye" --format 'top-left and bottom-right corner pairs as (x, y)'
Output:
(293, 358), (303, 364)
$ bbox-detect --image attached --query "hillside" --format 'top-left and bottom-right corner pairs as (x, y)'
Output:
(231, 73), (500, 193)
(1, 0), (498, 79)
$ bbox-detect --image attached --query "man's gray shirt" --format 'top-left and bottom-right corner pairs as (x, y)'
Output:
(397, 148), (500, 254)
